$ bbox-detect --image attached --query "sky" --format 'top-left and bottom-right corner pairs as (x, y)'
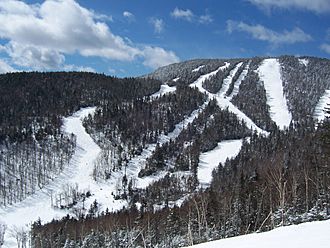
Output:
(0, 0), (329, 77)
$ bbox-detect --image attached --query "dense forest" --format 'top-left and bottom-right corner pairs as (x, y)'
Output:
(1, 55), (330, 247)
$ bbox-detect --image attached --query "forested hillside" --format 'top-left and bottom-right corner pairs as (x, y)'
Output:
(1, 55), (330, 248)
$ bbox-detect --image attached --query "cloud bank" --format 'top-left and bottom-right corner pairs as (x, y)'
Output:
(0, 0), (179, 71)
(248, 0), (330, 14)
(227, 20), (312, 45)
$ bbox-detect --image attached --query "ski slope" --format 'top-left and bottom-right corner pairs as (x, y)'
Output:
(227, 62), (250, 100)
(150, 84), (176, 99)
(192, 65), (205, 72)
(314, 89), (330, 122)
(218, 62), (243, 97)
(299, 58), (309, 67)
(190, 64), (268, 135)
(198, 139), (243, 187)
(186, 219), (330, 248)
(0, 107), (109, 247)
(257, 58), (292, 130)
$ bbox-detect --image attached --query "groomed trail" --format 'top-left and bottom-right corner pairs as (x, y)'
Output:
(0, 107), (119, 248)
(257, 58), (292, 130)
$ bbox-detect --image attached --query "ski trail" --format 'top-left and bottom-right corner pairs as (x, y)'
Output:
(299, 58), (309, 67)
(190, 63), (268, 135)
(0, 107), (104, 248)
(150, 84), (176, 99)
(124, 101), (210, 189)
(192, 65), (205, 72)
(198, 139), (243, 188)
(257, 58), (292, 130)
(217, 62), (243, 97)
(227, 61), (250, 101)
(190, 62), (230, 93)
(314, 89), (330, 123)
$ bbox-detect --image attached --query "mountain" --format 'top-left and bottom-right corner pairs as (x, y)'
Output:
(0, 55), (330, 247)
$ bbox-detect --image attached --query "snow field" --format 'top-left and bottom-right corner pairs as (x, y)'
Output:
(186, 219), (330, 248)
(192, 65), (205, 72)
(257, 58), (292, 130)
(217, 62), (243, 97)
(190, 63), (268, 135)
(227, 61), (250, 100)
(150, 84), (176, 99)
(197, 139), (243, 187)
(314, 89), (330, 122)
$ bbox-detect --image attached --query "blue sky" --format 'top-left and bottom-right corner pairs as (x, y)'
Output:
(0, 0), (329, 77)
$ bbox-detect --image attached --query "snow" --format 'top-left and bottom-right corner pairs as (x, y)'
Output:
(192, 65), (205, 72)
(314, 89), (330, 122)
(227, 61), (250, 100)
(0, 107), (126, 248)
(150, 84), (176, 99)
(190, 62), (230, 94)
(128, 101), (210, 189)
(190, 63), (268, 135)
(186, 219), (330, 248)
(198, 139), (243, 187)
(217, 62), (243, 97)
(299, 58), (309, 67)
(173, 77), (180, 82)
(257, 58), (292, 130)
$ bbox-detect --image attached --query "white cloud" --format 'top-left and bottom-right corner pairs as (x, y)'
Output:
(0, 58), (15, 73)
(320, 43), (330, 54)
(248, 0), (330, 14)
(150, 18), (164, 33)
(142, 46), (179, 69)
(0, 0), (178, 71)
(171, 7), (194, 21)
(123, 11), (135, 21)
(64, 64), (95, 72)
(227, 20), (312, 45)
(199, 14), (213, 24)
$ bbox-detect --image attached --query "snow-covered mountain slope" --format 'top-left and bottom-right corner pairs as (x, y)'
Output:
(186, 219), (330, 248)
(0, 107), (102, 247)
(198, 139), (243, 187)
(257, 58), (292, 129)
(314, 89), (330, 122)
(2, 55), (330, 247)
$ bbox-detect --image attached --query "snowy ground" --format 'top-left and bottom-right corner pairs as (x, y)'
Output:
(227, 62), (250, 101)
(197, 139), (243, 187)
(314, 89), (330, 122)
(257, 58), (292, 129)
(0, 107), (124, 248)
(186, 219), (330, 248)
(190, 63), (268, 135)
(299, 58), (309, 67)
(150, 84), (176, 99)
(192, 65), (205, 72)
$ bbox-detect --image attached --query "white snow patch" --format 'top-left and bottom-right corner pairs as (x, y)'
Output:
(217, 62), (243, 97)
(192, 65), (205, 72)
(173, 77), (180, 82)
(186, 219), (330, 248)
(0, 107), (115, 248)
(198, 139), (243, 187)
(227, 61), (250, 100)
(130, 101), (210, 189)
(190, 62), (230, 94)
(257, 58), (292, 129)
(150, 84), (176, 99)
(314, 90), (330, 122)
(299, 58), (309, 67)
(190, 65), (268, 136)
